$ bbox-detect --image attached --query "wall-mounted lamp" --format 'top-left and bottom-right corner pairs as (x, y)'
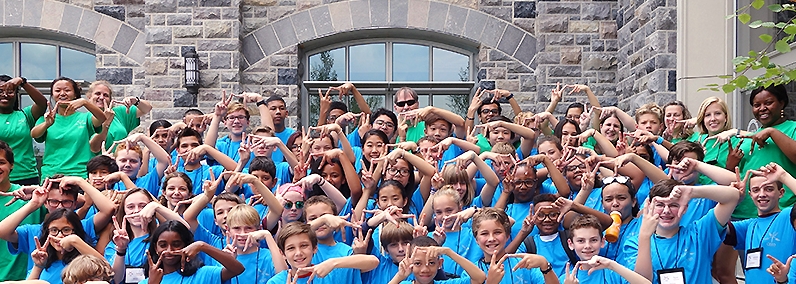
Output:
(184, 47), (200, 95)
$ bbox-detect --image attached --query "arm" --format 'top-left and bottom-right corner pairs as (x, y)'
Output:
(30, 116), (52, 139)
(198, 242), (245, 281)
(0, 195), (43, 243)
(324, 254), (379, 272)
(443, 247), (486, 284)
(767, 129), (796, 164)
(247, 178), (284, 231)
(82, 99), (108, 128)
(424, 107), (467, 138)
(15, 79), (47, 118)
(606, 260), (652, 284)
(592, 131), (619, 157)
(198, 145), (238, 170)
(343, 83), (372, 115)
(561, 200), (612, 230)
(471, 152), (501, 207)
(692, 158), (736, 185)
(184, 179), (216, 232)
(205, 104), (224, 148)
(130, 133), (171, 177)
(71, 178), (115, 235)
(540, 155), (570, 198)
(133, 98), (153, 118)
(686, 185), (740, 226)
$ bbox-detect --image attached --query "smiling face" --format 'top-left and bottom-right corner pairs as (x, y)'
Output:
(385, 159), (411, 187)
(753, 90), (786, 127)
(213, 199), (238, 232)
(377, 185), (408, 210)
(703, 102), (727, 134)
(487, 126), (511, 145)
(155, 231), (185, 267)
(304, 202), (335, 240)
(410, 248), (442, 284)
(425, 120), (451, 141)
(538, 141), (563, 162)
(363, 135), (387, 163)
(115, 149), (142, 179)
(88, 84), (111, 109)
(0, 150), (11, 184)
(282, 233), (316, 268)
(124, 191), (151, 227)
(224, 109), (249, 136)
(564, 159), (587, 188)
(479, 103), (500, 123)
(372, 115), (396, 138)
(52, 80), (76, 103)
(0, 82), (17, 111)
(47, 217), (74, 252)
(432, 194), (461, 229)
(567, 227), (604, 261)
(87, 167), (110, 190)
(533, 201), (561, 235)
(559, 122), (578, 145)
(321, 163), (345, 190)
(163, 177), (190, 208)
(474, 219), (508, 258)
(749, 176), (784, 214)
(652, 197), (682, 230)
(600, 116), (622, 141)
(511, 165), (537, 203)
(602, 183), (636, 220)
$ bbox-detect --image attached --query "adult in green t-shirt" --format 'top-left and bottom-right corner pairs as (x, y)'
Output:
(0, 75), (48, 185)
(393, 86), (424, 143)
(737, 84), (796, 220)
(31, 78), (107, 179)
(464, 88), (523, 153)
(0, 140), (44, 281)
(84, 81), (152, 152)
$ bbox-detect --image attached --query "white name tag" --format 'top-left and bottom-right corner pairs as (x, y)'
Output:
(126, 267), (145, 284)
(746, 248), (762, 269)
(657, 268), (685, 284)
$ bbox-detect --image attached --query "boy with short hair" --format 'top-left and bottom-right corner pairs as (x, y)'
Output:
(224, 204), (286, 284)
(263, 95), (295, 163)
(361, 221), (414, 284)
(389, 236), (486, 284)
(267, 222), (379, 284)
(305, 196), (354, 263)
(174, 128), (235, 194)
(562, 214), (651, 284)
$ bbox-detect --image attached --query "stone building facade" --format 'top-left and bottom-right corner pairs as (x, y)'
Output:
(0, 0), (679, 127)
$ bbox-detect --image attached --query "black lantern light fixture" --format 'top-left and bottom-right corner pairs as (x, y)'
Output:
(183, 47), (200, 95)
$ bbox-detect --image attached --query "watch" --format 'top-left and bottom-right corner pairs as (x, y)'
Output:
(19, 77), (27, 85)
(540, 262), (553, 274)
(256, 99), (267, 107)
(133, 97), (141, 106)
(506, 93), (514, 100)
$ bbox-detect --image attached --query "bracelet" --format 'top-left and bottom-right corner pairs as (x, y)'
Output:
(256, 99), (267, 107)
(116, 249), (126, 256)
(656, 136), (664, 144)
(466, 117), (474, 120)
(318, 178), (326, 187)
(540, 262), (553, 274)
(20, 77), (27, 85)
(506, 93), (514, 100)
(133, 97), (140, 106)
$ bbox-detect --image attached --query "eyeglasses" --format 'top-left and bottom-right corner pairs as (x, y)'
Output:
(373, 120), (395, 128)
(284, 201), (304, 209)
(535, 212), (560, 221)
(602, 175), (630, 185)
(46, 199), (75, 208)
(289, 144), (301, 150)
(48, 227), (74, 236)
(387, 168), (411, 176)
(327, 115), (340, 122)
(395, 99), (417, 107)
(512, 179), (537, 188)
(565, 164), (587, 172)
(480, 109), (500, 115)
(226, 115), (247, 121)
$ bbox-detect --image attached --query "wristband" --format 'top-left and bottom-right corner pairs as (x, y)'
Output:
(540, 262), (553, 274)
(256, 99), (267, 107)
(116, 250), (126, 256)
(506, 93), (514, 100)
(20, 77), (27, 85)
(656, 136), (664, 144)
(466, 117), (474, 120)
(133, 97), (141, 106)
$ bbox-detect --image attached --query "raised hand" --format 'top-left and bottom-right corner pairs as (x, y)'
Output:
(766, 254), (794, 283)
(550, 83), (563, 103)
(563, 262), (581, 284)
(726, 139), (744, 171)
(577, 255), (613, 275)
(639, 199), (660, 237)
(60, 98), (89, 114)
(147, 250), (164, 284)
(486, 253), (506, 284)
(552, 197), (573, 222)
(111, 216), (130, 251)
(504, 253), (549, 271)
(352, 227), (372, 255)
(668, 185), (693, 217)
(751, 162), (788, 186)
(31, 235), (49, 268)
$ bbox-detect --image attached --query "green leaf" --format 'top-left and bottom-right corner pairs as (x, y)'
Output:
(732, 56), (750, 65)
(718, 75), (734, 79)
(739, 13), (752, 24)
(750, 20), (764, 28)
(705, 83), (720, 87)
(776, 39), (792, 53)
(786, 25), (796, 35)
(762, 22), (776, 28)
(748, 50), (759, 57)
(762, 55), (770, 66)
(736, 75), (750, 88)
(760, 34), (774, 43)
(753, 0), (765, 9)
(722, 83), (736, 93)
(770, 4), (784, 12)
(776, 22), (787, 28)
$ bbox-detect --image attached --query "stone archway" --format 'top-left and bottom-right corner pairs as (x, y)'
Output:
(241, 0), (538, 71)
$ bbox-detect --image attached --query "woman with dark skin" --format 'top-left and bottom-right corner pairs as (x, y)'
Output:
(0, 75), (48, 185)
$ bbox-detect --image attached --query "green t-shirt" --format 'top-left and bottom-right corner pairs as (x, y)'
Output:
(686, 132), (740, 170)
(0, 106), (39, 180)
(0, 184), (44, 281)
(735, 120), (796, 219)
(476, 134), (492, 153)
(405, 121), (426, 143)
(105, 105), (140, 151)
(35, 112), (100, 179)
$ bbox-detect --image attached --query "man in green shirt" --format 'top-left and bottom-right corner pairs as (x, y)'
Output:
(0, 140), (43, 281)
(393, 87), (425, 143)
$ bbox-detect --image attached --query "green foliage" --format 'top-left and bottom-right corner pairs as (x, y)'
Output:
(713, 2), (796, 93)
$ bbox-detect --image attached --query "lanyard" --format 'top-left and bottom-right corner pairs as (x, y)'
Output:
(750, 212), (781, 248)
(653, 229), (681, 269)
(234, 249), (261, 284)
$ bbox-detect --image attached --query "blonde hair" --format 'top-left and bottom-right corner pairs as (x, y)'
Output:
(226, 204), (261, 228)
(61, 255), (114, 284)
(696, 96), (732, 135)
(634, 103), (663, 123)
(441, 165), (474, 207)
(225, 102), (251, 120)
(491, 142), (515, 155)
(88, 80), (114, 99)
(433, 186), (463, 208)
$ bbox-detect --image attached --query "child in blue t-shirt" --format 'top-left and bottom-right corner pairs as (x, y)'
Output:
(388, 236), (486, 284)
(223, 204), (286, 284)
(360, 220), (414, 284)
(305, 196), (354, 263)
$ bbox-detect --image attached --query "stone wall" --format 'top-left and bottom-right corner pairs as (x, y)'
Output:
(615, 0), (676, 113)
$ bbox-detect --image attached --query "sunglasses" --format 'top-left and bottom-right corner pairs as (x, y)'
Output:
(602, 175), (630, 185)
(284, 201), (305, 209)
(395, 99), (417, 107)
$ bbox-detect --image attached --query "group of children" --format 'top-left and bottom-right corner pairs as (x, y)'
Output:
(0, 77), (796, 284)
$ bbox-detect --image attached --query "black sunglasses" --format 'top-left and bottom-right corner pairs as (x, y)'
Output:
(395, 99), (417, 107)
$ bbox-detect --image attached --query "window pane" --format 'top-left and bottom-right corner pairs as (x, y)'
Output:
(433, 94), (469, 117)
(350, 43), (385, 81)
(417, 94), (429, 108)
(0, 43), (13, 76)
(433, 48), (470, 82)
(60, 47), (96, 81)
(20, 43), (56, 80)
(347, 95), (385, 113)
(309, 48), (345, 81)
(392, 43), (429, 81)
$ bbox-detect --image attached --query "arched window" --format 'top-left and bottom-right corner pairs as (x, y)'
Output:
(0, 40), (96, 107)
(302, 39), (476, 127)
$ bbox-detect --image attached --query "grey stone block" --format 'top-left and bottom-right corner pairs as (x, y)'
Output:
(59, 5), (82, 33)
(548, 34), (574, 45)
(146, 0), (177, 13)
(23, 0), (42, 27)
(77, 11), (102, 40)
(112, 24), (138, 54)
(198, 39), (239, 51)
(426, 2), (448, 31)
(193, 8), (221, 19)
(114, 0), (144, 5)
(370, 0), (387, 27)
(5, 0), (23, 25)
(97, 68), (133, 84)
(95, 6), (125, 21)
(479, 80), (495, 90)
(254, 25), (282, 56)
(548, 66), (582, 77)
(277, 68), (297, 85)
(272, 17), (298, 48)
(147, 27), (172, 44)
(349, 0), (370, 29)
(173, 26), (202, 38)
(480, 7), (510, 22)
(480, 18), (506, 48)
(167, 13), (192, 25)
(241, 35), (264, 65)
(496, 24), (523, 56)
(209, 52), (232, 69)
(582, 3), (612, 20)
(513, 35), (537, 65)
(667, 70), (676, 91)
(514, 1), (536, 18)
(540, 2), (580, 14)
(174, 90), (197, 107)
(310, 6), (334, 36)
(444, 4), (467, 35)
(463, 11), (486, 40)
(291, 10), (316, 42)
(477, 68), (486, 80)
(200, 0), (230, 7)
(537, 15), (567, 33)
(328, 1), (352, 31)
(389, 0), (407, 27)
(204, 20), (233, 38)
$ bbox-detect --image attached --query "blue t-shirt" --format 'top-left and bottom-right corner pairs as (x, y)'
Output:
(178, 164), (227, 195)
(148, 150), (179, 174)
(523, 232), (572, 277)
(104, 234), (150, 268)
(272, 127), (296, 164)
(347, 127), (363, 148)
(623, 209), (726, 284)
(505, 201), (532, 238)
(198, 207), (225, 238)
(10, 217), (98, 265)
(312, 242), (353, 264)
(557, 267), (626, 284)
(193, 224), (225, 266)
(113, 171), (162, 197)
(362, 253), (404, 284)
(789, 261), (796, 284)
(37, 260), (66, 284)
(400, 278), (472, 284)
(229, 249), (276, 284)
(266, 265), (362, 284)
(600, 217), (641, 268)
(731, 207), (796, 283)
(139, 265), (223, 284)
(430, 221), (483, 277)
(213, 135), (253, 167)
(471, 256), (546, 284)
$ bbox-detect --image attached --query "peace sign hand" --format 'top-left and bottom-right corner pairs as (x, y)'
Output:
(352, 227), (372, 255)
(31, 235), (49, 268)
(147, 250), (164, 284)
(112, 215), (130, 251)
(564, 262), (581, 284)
(486, 253), (506, 284)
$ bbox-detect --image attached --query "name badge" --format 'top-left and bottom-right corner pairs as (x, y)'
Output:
(126, 267), (145, 284)
(745, 248), (762, 269)
(657, 268), (685, 284)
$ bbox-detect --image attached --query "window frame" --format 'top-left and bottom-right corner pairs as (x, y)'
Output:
(301, 38), (477, 128)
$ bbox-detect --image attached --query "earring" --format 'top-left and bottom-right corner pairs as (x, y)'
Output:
(782, 109), (785, 118)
